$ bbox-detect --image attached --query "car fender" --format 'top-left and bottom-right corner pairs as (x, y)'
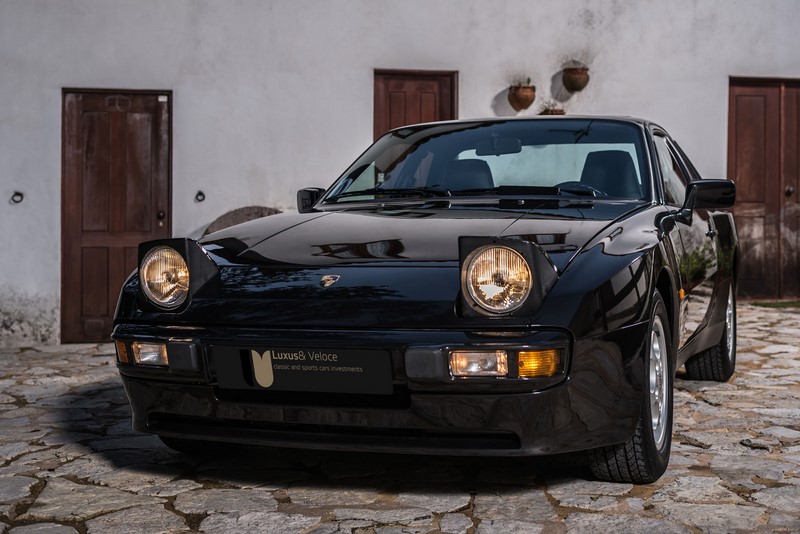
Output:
(534, 206), (680, 340)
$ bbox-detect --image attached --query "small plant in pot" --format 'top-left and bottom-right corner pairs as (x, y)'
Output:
(562, 62), (590, 92)
(538, 98), (565, 115)
(508, 77), (536, 111)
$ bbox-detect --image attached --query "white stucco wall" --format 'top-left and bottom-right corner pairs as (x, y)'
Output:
(1, 0), (799, 345)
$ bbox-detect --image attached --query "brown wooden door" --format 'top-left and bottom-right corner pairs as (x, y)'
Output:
(728, 79), (800, 298)
(62, 90), (171, 342)
(374, 70), (457, 140)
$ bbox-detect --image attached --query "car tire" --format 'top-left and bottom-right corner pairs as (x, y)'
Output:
(159, 435), (228, 454)
(684, 282), (736, 382)
(587, 290), (673, 484)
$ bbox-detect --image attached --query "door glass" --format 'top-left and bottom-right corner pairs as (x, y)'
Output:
(654, 135), (688, 206)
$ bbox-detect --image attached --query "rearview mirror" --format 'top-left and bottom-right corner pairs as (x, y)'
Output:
(684, 179), (736, 210)
(297, 187), (326, 213)
(475, 137), (522, 156)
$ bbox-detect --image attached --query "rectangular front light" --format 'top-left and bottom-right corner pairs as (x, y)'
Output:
(518, 349), (562, 378)
(449, 350), (508, 377)
(132, 342), (169, 367)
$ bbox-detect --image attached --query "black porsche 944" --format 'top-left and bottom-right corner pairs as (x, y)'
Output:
(113, 117), (738, 483)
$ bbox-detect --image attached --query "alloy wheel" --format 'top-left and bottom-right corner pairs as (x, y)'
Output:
(649, 315), (669, 449)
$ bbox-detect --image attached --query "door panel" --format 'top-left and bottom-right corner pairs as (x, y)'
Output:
(62, 90), (171, 342)
(81, 248), (108, 317)
(655, 134), (718, 346)
(81, 112), (111, 232)
(374, 71), (457, 140)
(728, 81), (781, 298)
(125, 113), (154, 232)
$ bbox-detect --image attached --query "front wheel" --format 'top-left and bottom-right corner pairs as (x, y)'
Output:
(685, 283), (736, 381)
(587, 290), (673, 484)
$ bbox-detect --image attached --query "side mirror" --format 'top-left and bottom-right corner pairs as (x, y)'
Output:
(297, 187), (326, 213)
(661, 179), (736, 233)
(684, 179), (736, 210)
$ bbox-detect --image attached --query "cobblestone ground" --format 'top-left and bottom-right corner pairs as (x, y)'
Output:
(1, 304), (799, 533)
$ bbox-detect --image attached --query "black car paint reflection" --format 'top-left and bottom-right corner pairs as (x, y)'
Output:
(112, 117), (738, 484)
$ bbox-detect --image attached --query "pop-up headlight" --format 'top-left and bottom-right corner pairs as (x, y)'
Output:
(136, 238), (219, 312)
(140, 246), (189, 309)
(464, 245), (532, 313)
(459, 237), (558, 317)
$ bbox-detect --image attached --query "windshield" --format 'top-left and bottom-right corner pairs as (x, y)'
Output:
(322, 119), (650, 204)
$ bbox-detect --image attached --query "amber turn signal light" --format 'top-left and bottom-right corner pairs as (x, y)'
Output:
(115, 341), (129, 364)
(518, 349), (562, 378)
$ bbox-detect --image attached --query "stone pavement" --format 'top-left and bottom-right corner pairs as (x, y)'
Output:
(1, 304), (799, 534)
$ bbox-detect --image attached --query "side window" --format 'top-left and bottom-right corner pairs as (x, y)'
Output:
(671, 140), (702, 181)
(654, 135), (688, 206)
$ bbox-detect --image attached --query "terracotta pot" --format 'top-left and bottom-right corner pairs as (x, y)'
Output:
(539, 109), (565, 115)
(508, 85), (536, 111)
(562, 67), (590, 92)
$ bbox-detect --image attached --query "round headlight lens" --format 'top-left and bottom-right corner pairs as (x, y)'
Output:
(465, 245), (532, 314)
(140, 246), (190, 309)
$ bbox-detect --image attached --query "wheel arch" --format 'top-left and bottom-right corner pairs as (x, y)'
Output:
(654, 265), (679, 368)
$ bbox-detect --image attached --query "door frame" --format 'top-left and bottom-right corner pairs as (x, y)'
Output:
(727, 77), (800, 298)
(61, 87), (173, 342)
(373, 69), (458, 140)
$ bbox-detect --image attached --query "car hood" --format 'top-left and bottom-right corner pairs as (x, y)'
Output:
(201, 202), (646, 273)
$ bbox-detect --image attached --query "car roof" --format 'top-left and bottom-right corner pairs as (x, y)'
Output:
(386, 115), (661, 134)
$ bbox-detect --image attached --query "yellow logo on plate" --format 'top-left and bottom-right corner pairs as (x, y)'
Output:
(250, 349), (274, 388)
(320, 274), (341, 287)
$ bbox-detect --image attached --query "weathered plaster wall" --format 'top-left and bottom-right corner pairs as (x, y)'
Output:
(1, 0), (799, 345)
(0, 287), (59, 348)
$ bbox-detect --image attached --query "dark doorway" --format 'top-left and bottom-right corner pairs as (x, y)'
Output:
(728, 79), (800, 299)
(374, 70), (457, 140)
(62, 90), (172, 342)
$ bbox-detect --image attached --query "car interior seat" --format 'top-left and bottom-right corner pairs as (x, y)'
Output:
(442, 159), (495, 192)
(580, 150), (642, 198)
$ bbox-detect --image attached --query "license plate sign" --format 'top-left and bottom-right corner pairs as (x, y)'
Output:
(212, 346), (393, 395)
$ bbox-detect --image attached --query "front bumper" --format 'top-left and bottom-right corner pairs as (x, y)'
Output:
(112, 322), (649, 456)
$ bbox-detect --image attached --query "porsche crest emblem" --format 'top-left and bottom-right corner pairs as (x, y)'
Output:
(320, 274), (341, 288)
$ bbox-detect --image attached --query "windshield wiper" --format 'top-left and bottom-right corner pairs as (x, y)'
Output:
(324, 187), (451, 203)
(450, 185), (560, 196)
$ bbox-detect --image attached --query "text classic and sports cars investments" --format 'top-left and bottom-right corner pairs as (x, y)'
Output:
(112, 117), (738, 483)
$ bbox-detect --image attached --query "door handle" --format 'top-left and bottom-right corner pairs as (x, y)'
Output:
(786, 185), (796, 197)
(157, 211), (166, 220)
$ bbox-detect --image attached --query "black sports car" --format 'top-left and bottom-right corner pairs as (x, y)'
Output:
(112, 117), (737, 484)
